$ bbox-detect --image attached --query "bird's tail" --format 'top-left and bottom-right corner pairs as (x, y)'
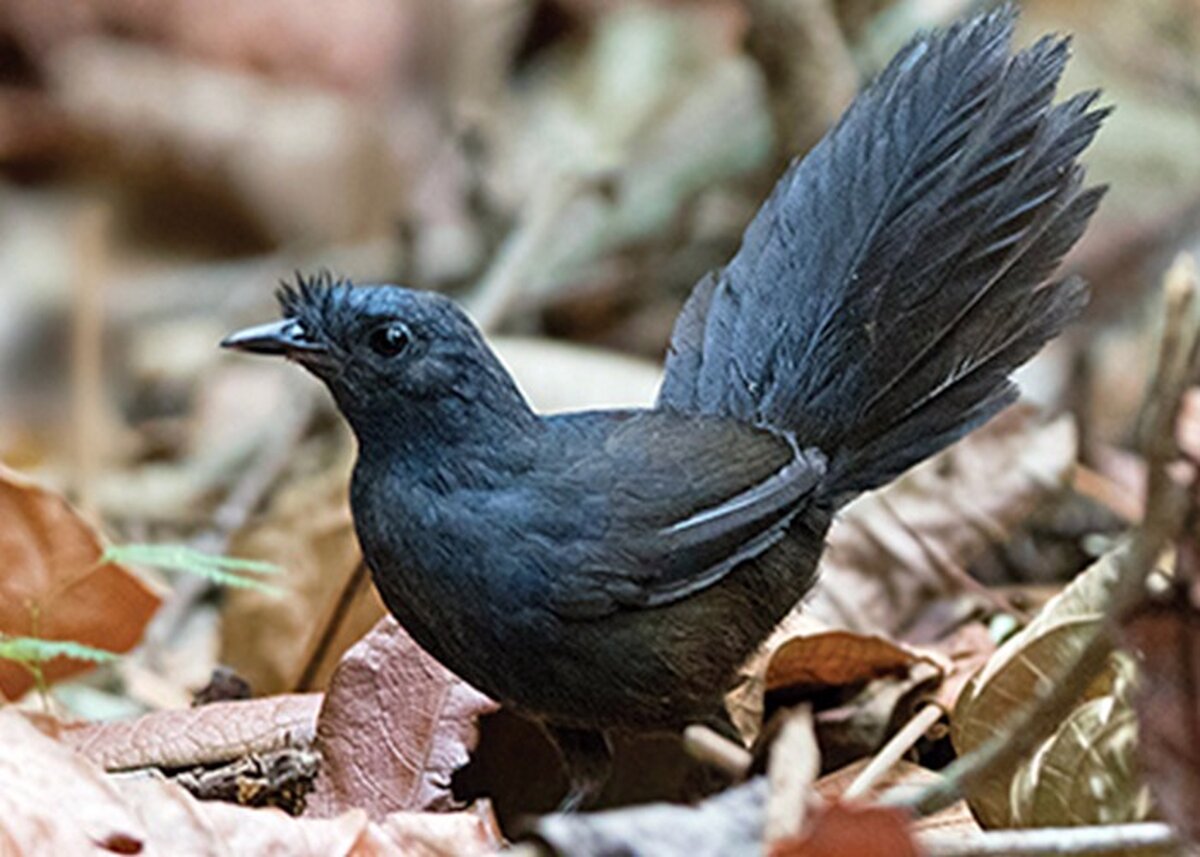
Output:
(657, 6), (1106, 503)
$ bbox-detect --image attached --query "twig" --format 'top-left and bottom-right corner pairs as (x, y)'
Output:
(467, 173), (587, 333)
(141, 382), (318, 657)
(765, 706), (820, 843)
(843, 703), (943, 800)
(682, 724), (752, 780)
(293, 560), (369, 691)
(890, 255), (1200, 818)
(744, 0), (858, 159)
(919, 821), (1179, 856)
(71, 202), (109, 520)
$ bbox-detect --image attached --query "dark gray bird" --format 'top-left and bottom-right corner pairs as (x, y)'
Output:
(223, 7), (1106, 809)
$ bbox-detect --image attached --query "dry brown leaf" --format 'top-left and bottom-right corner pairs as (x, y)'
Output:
(766, 632), (935, 695)
(372, 804), (505, 857)
(1121, 586), (1200, 842)
(768, 801), (921, 857)
(805, 408), (1077, 639)
(0, 464), (160, 700)
(0, 708), (501, 856)
(727, 618), (946, 745)
(1018, 694), (1147, 827)
(57, 693), (322, 771)
(309, 617), (499, 820)
(952, 547), (1136, 828)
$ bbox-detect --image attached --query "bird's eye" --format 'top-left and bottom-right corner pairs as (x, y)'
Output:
(368, 322), (411, 357)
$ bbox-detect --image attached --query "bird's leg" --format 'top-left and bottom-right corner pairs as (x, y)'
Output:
(544, 724), (612, 812)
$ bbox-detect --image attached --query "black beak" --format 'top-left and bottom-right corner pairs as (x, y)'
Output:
(221, 319), (327, 357)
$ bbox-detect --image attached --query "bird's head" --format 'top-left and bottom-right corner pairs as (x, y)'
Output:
(221, 273), (533, 448)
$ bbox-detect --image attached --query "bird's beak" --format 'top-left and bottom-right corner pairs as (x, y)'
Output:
(220, 319), (327, 357)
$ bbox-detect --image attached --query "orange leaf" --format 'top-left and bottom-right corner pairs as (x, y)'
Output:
(766, 631), (934, 695)
(0, 465), (160, 699)
(770, 802), (923, 857)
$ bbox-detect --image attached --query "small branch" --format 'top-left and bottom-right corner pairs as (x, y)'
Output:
(919, 821), (1179, 856)
(466, 173), (586, 333)
(765, 706), (820, 842)
(744, 0), (858, 159)
(293, 560), (369, 692)
(71, 202), (110, 521)
(891, 255), (1200, 818)
(142, 382), (318, 657)
(682, 724), (752, 780)
(843, 703), (942, 800)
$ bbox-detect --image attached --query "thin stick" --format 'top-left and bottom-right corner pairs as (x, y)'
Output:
(919, 821), (1178, 856)
(467, 173), (585, 333)
(765, 706), (820, 843)
(293, 559), (369, 691)
(843, 703), (942, 800)
(891, 255), (1200, 818)
(70, 202), (109, 520)
(682, 724), (752, 780)
(142, 383), (318, 657)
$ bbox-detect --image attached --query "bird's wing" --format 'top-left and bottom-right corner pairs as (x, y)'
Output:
(541, 411), (825, 619)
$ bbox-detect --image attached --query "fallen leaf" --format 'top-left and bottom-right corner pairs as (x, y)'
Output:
(56, 693), (322, 771)
(952, 547), (1137, 828)
(0, 464), (160, 699)
(1017, 694), (1147, 827)
(769, 802), (921, 857)
(728, 620), (946, 748)
(1120, 585), (1200, 842)
(309, 617), (499, 819)
(0, 708), (501, 856)
(766, 632), (936, 695)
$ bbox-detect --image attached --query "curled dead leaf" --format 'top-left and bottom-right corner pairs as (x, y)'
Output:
(952, 548), (1140, 828)
(310, 617), (499, 820)
(0, 465), (160, 699)
(727, 620), (946, 747)
(1016, 694), (1147, 827)
(765, 632), (937, 695)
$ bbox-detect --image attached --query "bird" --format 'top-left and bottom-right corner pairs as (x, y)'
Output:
(222, 6), (1107, 810)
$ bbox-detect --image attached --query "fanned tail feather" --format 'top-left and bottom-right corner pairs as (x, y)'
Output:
(658, 5), (1106, 501)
